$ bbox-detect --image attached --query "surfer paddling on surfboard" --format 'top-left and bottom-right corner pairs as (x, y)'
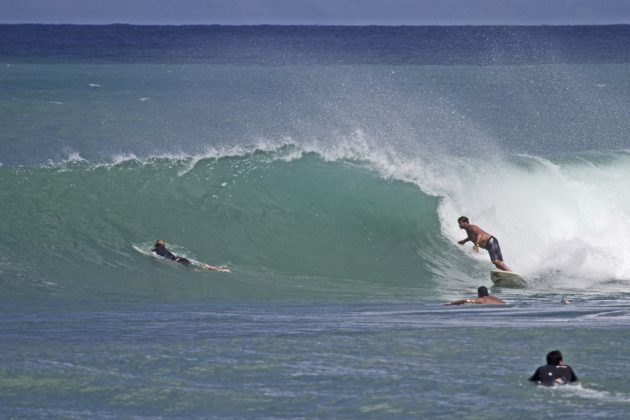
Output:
(444, 286), (506, 305)
(457, 216), (510, 272)
(152, 240), (230, 272)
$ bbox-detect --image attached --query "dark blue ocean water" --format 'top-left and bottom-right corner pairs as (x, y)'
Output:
(2, 24), (630, 65)
(1, 25), (630, 418)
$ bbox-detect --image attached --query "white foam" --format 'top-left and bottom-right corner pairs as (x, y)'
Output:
(49, 152), (87, 165)
(554, 383), (630, 404)
(109, 153), (139, 165)
(434, 153), (630, 285)
(278, 132), (630, 287)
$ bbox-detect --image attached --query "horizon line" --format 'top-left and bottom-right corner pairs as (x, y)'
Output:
(1, 22), (630, 27)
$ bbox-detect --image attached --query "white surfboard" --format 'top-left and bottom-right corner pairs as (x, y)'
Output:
(132, 244), (153, 257)
(490, 270), (527, 288)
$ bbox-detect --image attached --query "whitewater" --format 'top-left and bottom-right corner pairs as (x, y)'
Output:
(2, 25), (630, 418)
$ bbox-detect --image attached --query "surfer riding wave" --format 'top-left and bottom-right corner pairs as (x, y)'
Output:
(457, 216), (510, 272)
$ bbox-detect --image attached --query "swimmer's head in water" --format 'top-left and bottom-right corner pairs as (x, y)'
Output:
(154, 239), (166, 248)
(546, 350), (563, 365)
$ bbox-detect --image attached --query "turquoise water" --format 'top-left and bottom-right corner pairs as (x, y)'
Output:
(2, 25), (630, 417)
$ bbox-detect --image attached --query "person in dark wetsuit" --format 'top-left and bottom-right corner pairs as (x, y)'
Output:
(152, 240), (191, 265)
(457, 216), (511, 272)
(529, 350), (578, 386)
(151, 239), (230, 272)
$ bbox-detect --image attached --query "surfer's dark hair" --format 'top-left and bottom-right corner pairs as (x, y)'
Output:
(546, 350), (563, 365)
(477, 286), (489, 297)
(458, 216), (469, 223)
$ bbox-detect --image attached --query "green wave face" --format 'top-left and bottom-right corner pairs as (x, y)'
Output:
(0, 153), (442, 302)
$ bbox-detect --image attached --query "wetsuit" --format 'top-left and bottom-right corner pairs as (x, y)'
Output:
(152, 246), (190, 266)
(483, 236), (503, 262)
(529, 365), (578, 386)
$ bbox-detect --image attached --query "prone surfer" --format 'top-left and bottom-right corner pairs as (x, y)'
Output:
(457, 216), (511, 271)
(152, 240), (230, 272)
(444, 286), (506, 305)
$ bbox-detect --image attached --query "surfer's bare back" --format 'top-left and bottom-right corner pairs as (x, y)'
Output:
(444, 286), (506, 305)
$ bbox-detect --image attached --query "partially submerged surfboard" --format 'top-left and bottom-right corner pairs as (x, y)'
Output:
(490, 270), (527, 288)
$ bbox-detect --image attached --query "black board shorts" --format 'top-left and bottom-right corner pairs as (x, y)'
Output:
(485, 236), (503, 261)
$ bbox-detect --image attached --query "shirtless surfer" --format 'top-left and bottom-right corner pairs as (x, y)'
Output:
(457, 216), (510, 271)
(444, 286), (506, 305)
(152, 240), (230, 272)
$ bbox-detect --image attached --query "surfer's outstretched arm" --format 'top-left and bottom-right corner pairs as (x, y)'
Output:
(444, 299), (474, 305)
